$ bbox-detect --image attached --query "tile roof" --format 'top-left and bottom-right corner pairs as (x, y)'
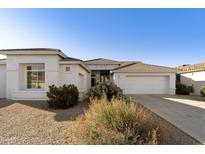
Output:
(0, 48), (68, 58)
(0, 48), (61, 52)
(84, 58), (122, 65)
(61, 57), (82, 61)
(177, 62), (205, 73)
(112, 62), (176, 73)
(118, 61), (141, 67)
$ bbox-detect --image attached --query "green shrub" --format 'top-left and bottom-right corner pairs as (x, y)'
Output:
(200, 85), (205, 97)
(176, 82), (194, 95)
(187, 86), (194, 93)
(47, 84), (79, 109)
(74, 95), (158, 145)
(87, 82), (123, 101)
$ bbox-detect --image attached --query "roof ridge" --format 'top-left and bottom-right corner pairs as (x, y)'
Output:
(114, 62), (175, 71)
(84, 58), (120, 63)
(142, 63), (176, 70)
(120, 60), (141, 63)
(0, 48), (62, 52)
(112, 62), (176, 73)
(84, 58), (103, 62)
(112, 62), (137, 71)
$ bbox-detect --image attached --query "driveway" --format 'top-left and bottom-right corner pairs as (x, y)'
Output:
(127, 95), (205, 144)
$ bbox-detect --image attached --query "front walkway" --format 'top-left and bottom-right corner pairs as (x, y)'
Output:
(127, 94), (205, 144)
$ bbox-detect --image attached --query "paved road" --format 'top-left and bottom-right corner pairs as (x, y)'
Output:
(127, 94), (205, 144)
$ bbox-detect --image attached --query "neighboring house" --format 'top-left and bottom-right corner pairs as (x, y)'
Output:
(177, 62), (205, 95)
(0, 48), (176, 100)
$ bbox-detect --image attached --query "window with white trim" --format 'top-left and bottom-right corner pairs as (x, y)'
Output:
(27, 64), (45, 89)
(65, 66), (70, 72)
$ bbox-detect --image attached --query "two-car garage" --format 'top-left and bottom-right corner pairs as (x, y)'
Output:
(122, 75), (169, 94)
(113, 63), (176, 95)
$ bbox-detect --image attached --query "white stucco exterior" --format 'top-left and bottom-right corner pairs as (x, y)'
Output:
(6, 54), (61, 100)
(113, 73), (176, 95)
(0, 49), (91, 100)
(0, 63), (6, 98)
(59, 63), (91, 99)
(0, 48), (177, 100)
(180, 71), (205, 95)
(180, 71), (205, 82)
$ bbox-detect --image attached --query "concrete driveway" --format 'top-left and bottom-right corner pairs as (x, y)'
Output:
(127, 94), (205, 144)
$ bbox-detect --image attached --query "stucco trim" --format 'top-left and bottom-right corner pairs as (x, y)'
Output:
(0, 48), (68, 58)
(59, 61), (90, 73)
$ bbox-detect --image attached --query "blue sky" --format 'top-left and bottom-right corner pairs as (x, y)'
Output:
(0, 9), (205, 67)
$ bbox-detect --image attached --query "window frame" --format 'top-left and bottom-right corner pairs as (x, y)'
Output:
(26, 64), (45, 90)
(64, 66), (71, 73)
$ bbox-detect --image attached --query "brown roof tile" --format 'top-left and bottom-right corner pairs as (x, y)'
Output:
(61, 57), (82, 61)
(84, 58), (121, 65)
(112, 62), (176, 73)
(177, 62), (205, 73)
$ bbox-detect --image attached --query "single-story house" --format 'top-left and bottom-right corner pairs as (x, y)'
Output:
(177, 62), (205, 95)
(0, 48), (176, 100)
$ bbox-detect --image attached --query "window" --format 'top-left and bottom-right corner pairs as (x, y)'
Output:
(79, 74), (84, 91)
(65, 66), (70, 72)
(27, 65), (45, 89)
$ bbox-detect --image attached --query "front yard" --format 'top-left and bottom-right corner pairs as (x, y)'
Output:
(0, 95), (202, 145)
(0, 99), (88, 144)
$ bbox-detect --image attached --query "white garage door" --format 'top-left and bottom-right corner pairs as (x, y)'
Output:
(122, 76), (169, 94)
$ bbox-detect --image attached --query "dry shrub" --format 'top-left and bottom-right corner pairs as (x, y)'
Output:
(87, 82), (123, 101)
(176, 82), (194, 95)
(73, 95), (159, 145)
(200, 85), (205, 97)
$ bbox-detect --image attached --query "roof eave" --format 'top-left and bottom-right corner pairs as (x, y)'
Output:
(177, 69), (205, 74)
(0, 48), (68, 58)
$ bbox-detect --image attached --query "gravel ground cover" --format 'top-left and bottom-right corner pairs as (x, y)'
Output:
(0, 98), (200, 145)
(0, 99), (88, 144)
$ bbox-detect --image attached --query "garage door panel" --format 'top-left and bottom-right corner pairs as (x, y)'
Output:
(122, 76), (169, 94)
